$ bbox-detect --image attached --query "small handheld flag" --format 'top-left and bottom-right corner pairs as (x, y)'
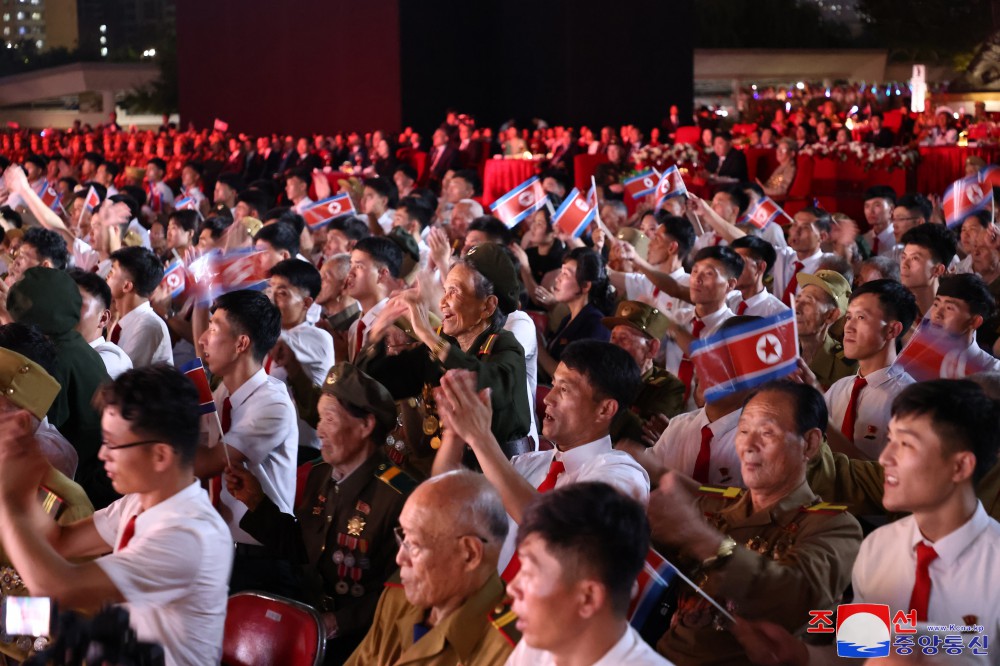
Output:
(691, 309), (798, 403)
(213, 118), (229, 132)
(552, 188), (597, 239)
(40, 184), (62, 212)
(160, 261), (187, 299)
(303, 193), (356, 229)
(82, 185), (101, 212)
(628, 548), (677, 630)
(207, 249), (271, 300)
(654, 166), (687, 209)
(489, 176), (547, 228)
(179, 358), (217, 415)
(943, 170), (995, 228)
(175, 196), (197, 211)
(743, 196), (792, 230)
(624, 169), (658, 200)
(895, 319), (994, 381)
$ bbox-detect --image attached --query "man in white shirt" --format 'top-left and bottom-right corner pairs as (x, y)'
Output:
(107, 247), (173, 367)
(361, 177), (396, 235)
(346, 237), (402, 361)
(70, 268), (133, 379)
(610, 212), (695, 318)
(727, 236), (789, 317)
(506, 483), (673, 666)
(771, 208), (830, 305)
(0, 366), (233, 666)
(863, 185), (897, 260)
(285, 167), (313, 215)
(433, 340), (649, 578)
(898, 223), (958, 341)
(144, 158), (175, 217)
(822, 279), (917, 459)
(928, 274), (1000, 377)
(196, 289), (298, 594)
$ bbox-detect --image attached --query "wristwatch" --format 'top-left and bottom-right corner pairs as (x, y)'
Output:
(701, 535), (737, 570)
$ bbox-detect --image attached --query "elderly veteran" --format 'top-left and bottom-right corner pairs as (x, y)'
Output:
(648, 380), (862, 666)
(345, 470), (515, 666)
(603, 300), (685, 444)
(0, 348), (94, 661)
(227, 362), (412, 663)
(360, 242), (532, 459)
(794, 269), (856, 391)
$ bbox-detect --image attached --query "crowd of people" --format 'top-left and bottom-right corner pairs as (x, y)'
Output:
(0, 103), (999, 666)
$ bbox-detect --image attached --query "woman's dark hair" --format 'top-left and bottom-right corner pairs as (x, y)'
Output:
(565, 247), (616, 315)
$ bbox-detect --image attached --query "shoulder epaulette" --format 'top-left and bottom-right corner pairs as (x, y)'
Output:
(648, 375), (666, 386)
(801, 500), (849, 514)
(488, 597), (521, 647)
(697, 485), (744, 500)
(477, 333), (499, 356)
(37, 485), (66, 521)
(376, 462), (418, 496)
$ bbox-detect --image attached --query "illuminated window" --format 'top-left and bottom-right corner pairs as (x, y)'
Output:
(99, 35), (105, 44)
(100, 46), (107, 56)
(99, 24), (106, 32)
(15, 10), (22, 18)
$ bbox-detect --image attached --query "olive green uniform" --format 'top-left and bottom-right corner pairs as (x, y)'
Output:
(611, 366), (685, 443)
(807, 333), (857, 392)
(656, 481), (862, 666)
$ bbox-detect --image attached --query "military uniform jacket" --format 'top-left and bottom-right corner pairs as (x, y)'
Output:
(239, 452), (407, 641)
(807, 333), (857, 392)
(345, 573), (514, 666)
(360, 327), (530, 444)
(657, 480), (862, 666)
(611, 366), (685, 442)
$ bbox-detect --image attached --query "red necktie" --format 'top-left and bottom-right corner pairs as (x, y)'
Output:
(677, 318), (705, 403)
(909, 543), (938, 621)
(502, 458), (565, 582)
(354, 320), (366, 359)
(737, 300), (748, 315)
(692, 425), (713, 483)
(221, 397), (232, 433)
(840, 375), (867, 441)
(117, 514), (138, 551)
(110, 323), (122, 345)
(782, 261), (804, 306)
(872, 236), (880, 257)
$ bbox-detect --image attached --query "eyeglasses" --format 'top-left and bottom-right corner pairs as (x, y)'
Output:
(101, 438), (161, 451)
(393, 526), (487, 558)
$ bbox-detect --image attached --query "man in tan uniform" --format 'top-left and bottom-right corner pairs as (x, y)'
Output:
(795, 270), (857, 390)
(647, 380), (862, 665)
(345, 470), (516, 665)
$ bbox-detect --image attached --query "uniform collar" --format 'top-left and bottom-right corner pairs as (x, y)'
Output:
(721, 479), (817, 528)
(909, 501), (992, 566)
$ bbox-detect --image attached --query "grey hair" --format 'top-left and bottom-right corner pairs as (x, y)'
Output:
(325, 253), (351, 279)
(457, 198), (484, 218)
(431, 470), (509, 544)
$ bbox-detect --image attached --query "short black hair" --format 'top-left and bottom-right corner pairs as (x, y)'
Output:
(197, 216), (232, 242)
(892, 379), (1000, 484)
(895, 193), (932, 222)
(102, 161), (122, 178)
(97, 365), (201, 466)
(937, 274), (996, 320)
(362, 177), (398, 208)
(745, 379), (828, 436)
(518, 482), (649, 616)
(108, 192), (141, 221)
(146, 157), (167, 172)
(393, 163), (418, 181)
(168, 209), (199, 234)
(22, 227), (70, 270)
(863, 185), (896, 206)
(658, 213), (696, 260)
(285, 166), (310, 185)
(397, 197), (433, 230)
(0, 206), (23, 228)
(110, 246), (164, 298)
(329, 215), (370, 242)
(560, 340), (641, 418)
(718, 185), (750, 217)
(211, 290), (282, 363)
(900, 223), (958, 267)
(182, 161), (204, 177)
(82, 151), (103, 167)
(68, 267), (112, 310)
(452, 169), (482, 196)
(237, 189), (271, 218)
(216, 173), (245, 194)
(850, 278), (918, 341)
(692, 245), (745, 280)
(0, 322), (59, 377)
(268, 258), (322, 299)
(467, 216), (512, 245)
(799, 206), (833, 234)
(731, 235), (777, 276)
(354, 236), (403, 278)
(255, 221), (300, 257)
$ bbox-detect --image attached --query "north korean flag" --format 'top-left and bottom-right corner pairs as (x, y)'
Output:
(743, 196), (791, 230)
(160, 260), (188, 300)
(654, 166), (687, 210)
(943, 173), (993, 228)
(552, 188), (596, 238)
(40, 185), (61, 212)
(208, 249), (271, 299)
(303, 194), (355, 229)
(83, 185), (101, 212)
(175, 196), (198, 212)
(213, 118), (229, 132)
(627, 548), (676, 630)
(692, 309), (798, 403)
(895, 319), (993, 381)
(489, 176), (547, 228)
(179, 358), (217, 415)
(624, 169), (658, 200)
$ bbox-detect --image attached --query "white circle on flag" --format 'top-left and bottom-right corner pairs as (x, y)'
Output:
(574, 199), (588, 211)
(967, 184), (985, 206)
(518, 191), (535, 207)
(328, 201), (342, 215)
(756, 333), (782, 365)
(166, 273), (182, 289)
(643, 177), (654, 189)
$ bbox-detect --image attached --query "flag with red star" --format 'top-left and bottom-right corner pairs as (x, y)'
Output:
(691, 308), (798, 403)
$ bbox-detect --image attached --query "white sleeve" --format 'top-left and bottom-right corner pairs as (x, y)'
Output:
(624, 272), (654, 301)
(96, 526), (203, 606)
(92, 498), (128, 549)
(227, 394), (295, 467)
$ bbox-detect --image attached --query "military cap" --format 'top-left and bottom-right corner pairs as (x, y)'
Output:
(321, 362), (397, 433)
(602, 300), (670, 340)
(387, 226), (420, 280)
(462, 242), (520, 315)
(615, 228), (649, 260)
(242, 216), (263, 239)
(797, 269), (851, 313)
(0, 348), (60, 420)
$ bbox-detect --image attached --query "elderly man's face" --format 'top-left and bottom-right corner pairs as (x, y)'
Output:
(795, 285), (836, 337)
(735, 390), (809, 497)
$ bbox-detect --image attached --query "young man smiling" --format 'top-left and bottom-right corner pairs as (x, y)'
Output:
(346, 237), (402, 362)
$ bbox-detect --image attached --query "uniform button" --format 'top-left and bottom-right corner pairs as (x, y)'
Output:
(19, 366), (30, 374)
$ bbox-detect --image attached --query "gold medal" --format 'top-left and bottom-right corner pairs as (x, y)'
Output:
(422, 415), (439, 435)
(430, 436), (442, 449)
(347, 515), (366, 537)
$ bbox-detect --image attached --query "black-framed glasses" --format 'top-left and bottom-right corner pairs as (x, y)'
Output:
(101, 439), (162, 451)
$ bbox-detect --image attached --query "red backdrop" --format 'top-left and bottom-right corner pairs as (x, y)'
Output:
(175, 0), (401, 137)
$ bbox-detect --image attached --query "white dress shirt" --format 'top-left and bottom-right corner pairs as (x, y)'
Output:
(825, 364), (915, 459)
(213, 369), (298, 544)
(116, 301), (173, 368)
(348, 297), (388, 362)
(771, 247), (824, 302)
(726, 288), (790, 317)
(90, 336), (134, 379)
(651, 407), (743, 486)
(504, 310), (539, 446)
(93, 481), (233, 666)
(506, 624), (674, 666)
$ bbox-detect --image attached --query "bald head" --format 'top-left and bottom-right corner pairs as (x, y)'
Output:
(411, 470), (508, 551)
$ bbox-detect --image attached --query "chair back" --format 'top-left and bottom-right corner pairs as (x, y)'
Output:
(223, 591), (326, 666)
